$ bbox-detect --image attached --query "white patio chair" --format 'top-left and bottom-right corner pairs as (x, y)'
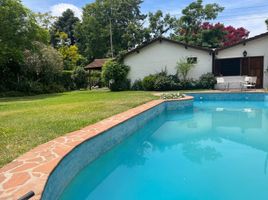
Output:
(217, 77), (228, 90)
(241, 76), (257, 90)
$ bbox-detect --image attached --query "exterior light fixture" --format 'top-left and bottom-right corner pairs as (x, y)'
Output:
(243, 50), (247, 57)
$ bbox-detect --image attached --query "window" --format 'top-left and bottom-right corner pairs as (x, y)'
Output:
(219, 58), (241, 76)
(187, 57), (197, 64)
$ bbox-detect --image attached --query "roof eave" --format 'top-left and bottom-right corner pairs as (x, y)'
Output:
(217, 32), (268, 52)
(123, 37), (213, 59)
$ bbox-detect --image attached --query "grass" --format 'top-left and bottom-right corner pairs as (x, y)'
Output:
(0, 90), (157, 167)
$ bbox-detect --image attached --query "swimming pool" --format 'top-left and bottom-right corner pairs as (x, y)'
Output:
(44, 94), (268, 200)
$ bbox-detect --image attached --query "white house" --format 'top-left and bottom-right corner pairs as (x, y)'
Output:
(123, 33), (268, 89)
(123, 37), (213, 83)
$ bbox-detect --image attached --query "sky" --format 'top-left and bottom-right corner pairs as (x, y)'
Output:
(22, 0), (268, 37)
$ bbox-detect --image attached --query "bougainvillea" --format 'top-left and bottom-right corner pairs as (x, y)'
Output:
(222, 26), (249, 46)
(200, 22), (249, 47)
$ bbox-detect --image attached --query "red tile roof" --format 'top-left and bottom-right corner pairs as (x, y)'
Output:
(84, 58), (109, 70)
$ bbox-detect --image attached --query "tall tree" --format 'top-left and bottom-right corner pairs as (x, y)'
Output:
(173, 0), (224, 45)
(50, 9), (80, 47)
(200, 22), (225, 48)
(35, 12), (56, 30)
(266, 19), (268, 30)
(75, 0), (146, 61)
(0, 0), (49, 65)
(147, 10), (177, 38)
(0, 0), (49, 90)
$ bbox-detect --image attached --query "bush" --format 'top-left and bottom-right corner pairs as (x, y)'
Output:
(72, 67), (88, 89)
(154, 76), (176, 91)
(199, 73), (217, 89)
(142, 74), (158, 91)
(28, 82), (45, 94)
(102, 60), (130, 91)
(110, 79), (130, 91)
(43, 84), (65, 93)
(141, 72), (217, 91)
(131, 79), (143, 90)
(179, 79), (200, 90)
(21, 42), (65, 94)
(0, 91), (26, 98)
(59, 70), (75, 90)
(142, 73), (179, 91)
(15, 80), (65, 95)
(89, 70), (102, 89)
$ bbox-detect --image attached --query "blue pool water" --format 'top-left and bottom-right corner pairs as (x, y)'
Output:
(59, 100), (268, 200)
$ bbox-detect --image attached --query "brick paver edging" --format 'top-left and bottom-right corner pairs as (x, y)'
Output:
(0, 96), (193, 200)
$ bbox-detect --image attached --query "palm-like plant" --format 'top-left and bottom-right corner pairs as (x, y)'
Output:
(176, 57), (196, 81)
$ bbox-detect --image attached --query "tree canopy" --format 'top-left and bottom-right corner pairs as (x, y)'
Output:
(0, 0), (49, 66)
(147, 10), (177, 39)
(200, 22), (249, 48)
(75, 0), (146, 61)
(50, 9), (80, 47)
(172, 0), (224, 45)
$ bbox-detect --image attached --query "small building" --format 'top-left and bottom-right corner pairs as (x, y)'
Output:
(123, 33), (268, 88)
(123, 37), (213, 84)
(84, 58), (109, 71)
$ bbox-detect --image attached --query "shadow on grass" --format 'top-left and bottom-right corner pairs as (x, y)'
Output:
(0, 89), (111, 103)
(0, 92), (67, 103)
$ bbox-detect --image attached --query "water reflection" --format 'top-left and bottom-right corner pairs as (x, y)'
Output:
(182, 141), (222, 164)
(60, 101), (268, 200)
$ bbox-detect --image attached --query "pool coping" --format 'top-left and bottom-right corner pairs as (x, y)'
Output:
(0, 96), (193, 200)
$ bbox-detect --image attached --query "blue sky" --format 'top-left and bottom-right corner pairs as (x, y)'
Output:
(22, 0), (268, 36)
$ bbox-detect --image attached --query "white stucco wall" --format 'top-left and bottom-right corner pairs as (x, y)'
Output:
(216, 36), (268, 88)
(123, 40), (213, 83)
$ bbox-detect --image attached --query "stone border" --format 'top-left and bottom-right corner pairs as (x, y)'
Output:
(0, 97), (193, 200)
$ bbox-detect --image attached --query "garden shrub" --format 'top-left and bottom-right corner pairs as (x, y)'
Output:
(59, 70), (75, 90)
(199, 73), (217, 89)
(102, 60), (130, 91)
(140, 71), (216, 91)
(142, 74), (158, 91)
(43, 84), (65, 94)
(110, 79), (130, 91)
(0, 91), (26, 98)
(28, 82), (45, 94)
(154, 76), (176, 91)
(179, 79), (200, 90)
(142, 73), (179, 91)
(89, 70), (102, 89)
(131, 79), (143, 90)
(72, 67), (89, 89)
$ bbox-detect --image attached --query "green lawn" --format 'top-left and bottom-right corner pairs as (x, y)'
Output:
(0, 90), (157, 167)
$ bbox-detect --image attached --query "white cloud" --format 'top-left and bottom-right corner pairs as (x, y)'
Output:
(218, 14), (267, 37)
(50, 3), (82, 19)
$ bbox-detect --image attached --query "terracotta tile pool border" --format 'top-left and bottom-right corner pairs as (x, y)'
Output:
(0, 96), (193, 200)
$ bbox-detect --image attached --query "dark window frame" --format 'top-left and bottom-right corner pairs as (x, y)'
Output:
(187, 57), (198, 64)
